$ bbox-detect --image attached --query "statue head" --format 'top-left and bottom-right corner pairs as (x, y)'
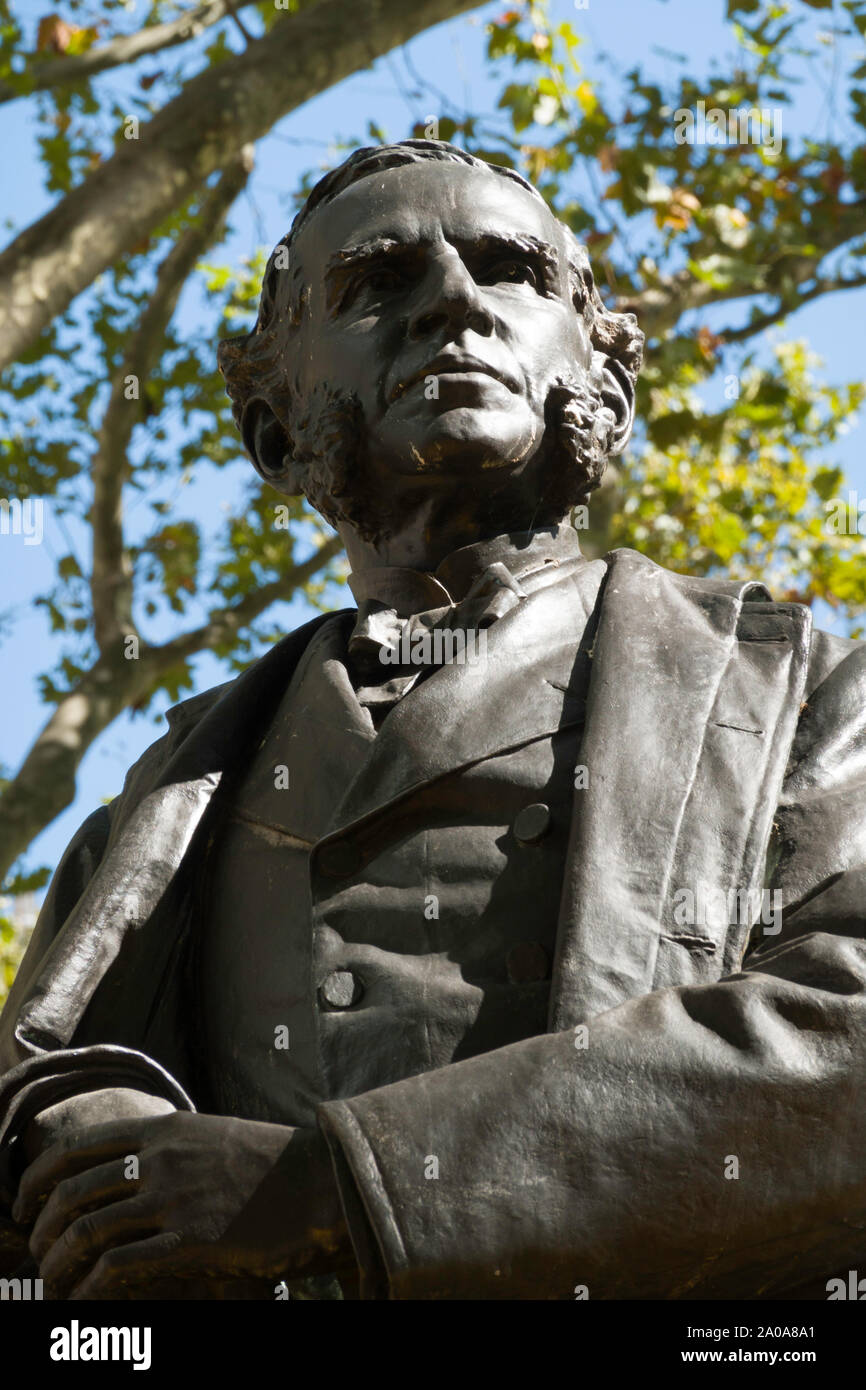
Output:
(218, 140), (643, 549)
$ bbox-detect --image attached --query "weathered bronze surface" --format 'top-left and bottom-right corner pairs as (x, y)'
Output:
(2, 142), (865, 1300)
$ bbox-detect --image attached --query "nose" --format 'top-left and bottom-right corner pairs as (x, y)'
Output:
(408, 246), (494, 340)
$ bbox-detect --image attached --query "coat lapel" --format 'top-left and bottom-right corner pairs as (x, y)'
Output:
(12, 612), (344, 1057)
(228, 613), (376, 846)
(319, 559), (608, 845)
(548, 550), (811, 1030)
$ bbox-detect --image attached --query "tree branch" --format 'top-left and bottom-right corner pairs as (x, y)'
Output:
(0, 0), (482, 373)
(139, 532), (344, 670)
(716, 271), (866, 346)
(616, 207), (866, 340)
(0, 531), (344, 885)
(90, 148), (254, 653)
(223, 0), (255, 46)
(0, 1), (251, 106)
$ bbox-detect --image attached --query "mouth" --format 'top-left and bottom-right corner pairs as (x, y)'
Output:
(390, 354), (517, 402)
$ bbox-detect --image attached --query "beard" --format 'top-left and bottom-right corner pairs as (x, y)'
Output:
(283, 372), (616, 547)
(534, 372), (618, 518)
(285, 383), (384, 542)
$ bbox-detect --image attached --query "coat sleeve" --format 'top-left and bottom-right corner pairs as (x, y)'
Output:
(0, 723), (198, 1231)
(317, 637), (866, 1300)
(0, 714), (175, 1073)
(0, 806), (113, 1061)
(0, 684), (230, 1076)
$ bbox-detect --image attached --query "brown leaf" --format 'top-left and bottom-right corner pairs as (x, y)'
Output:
(661, 187), (702, 232)
(36, 15), (77, 55)
(820, 163), (846, 196)
(697, 325), (723, 360)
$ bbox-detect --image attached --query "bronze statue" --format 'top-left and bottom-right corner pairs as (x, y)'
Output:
(2, 141), (865, 1300)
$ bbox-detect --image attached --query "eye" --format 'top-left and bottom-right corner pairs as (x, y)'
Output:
(478, 257), (539, 289)
(336, 263), (410, 315)
(358, 266), (408, 293)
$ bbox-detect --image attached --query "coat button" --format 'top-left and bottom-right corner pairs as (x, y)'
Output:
(318, 839), (362, 878)
(319, 970), (364, 1010)
(506, 942), (550, 984)
(513, 802), (551, 844)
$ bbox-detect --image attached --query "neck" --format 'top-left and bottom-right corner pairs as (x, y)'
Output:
(339, 480), (567, 576)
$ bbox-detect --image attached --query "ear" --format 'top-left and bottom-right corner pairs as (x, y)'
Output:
(243, 399), (304, 494)
(593, 353), (636, 457)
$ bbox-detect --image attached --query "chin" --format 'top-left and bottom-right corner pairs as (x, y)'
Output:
(379, 406), (540, 476)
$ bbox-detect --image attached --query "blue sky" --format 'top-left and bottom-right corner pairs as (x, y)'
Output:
(2, 0), (864, 884)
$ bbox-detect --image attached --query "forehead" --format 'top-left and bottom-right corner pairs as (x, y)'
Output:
(295, 160), (565, 265)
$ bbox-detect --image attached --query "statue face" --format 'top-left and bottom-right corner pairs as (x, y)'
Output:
(289, 160), (593, 487)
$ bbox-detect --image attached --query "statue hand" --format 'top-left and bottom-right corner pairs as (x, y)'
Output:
(13, 1112), (349, 1299)
(20, 1087), (177, 1167)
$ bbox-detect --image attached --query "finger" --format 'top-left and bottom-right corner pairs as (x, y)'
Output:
(69, 1231), (184, 1301)
(30, 1160), (133, 1263)
(14, 1119), (149, 1223)
(39, 1197), (158, 1301)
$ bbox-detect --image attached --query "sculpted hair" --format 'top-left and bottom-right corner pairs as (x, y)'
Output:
(217, 139), (644, 466)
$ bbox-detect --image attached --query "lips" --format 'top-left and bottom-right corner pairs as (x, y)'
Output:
(391, 354), (516, 401)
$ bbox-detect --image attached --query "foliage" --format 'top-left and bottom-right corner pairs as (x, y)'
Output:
(0, 912), (32, 1008)
(0, 0), (864, 894)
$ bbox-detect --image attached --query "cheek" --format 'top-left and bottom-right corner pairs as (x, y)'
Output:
(314, 320), (390, 391)
(518, 310), (590, 388)
(339, 313), (383, 337)
(551, 311), (591, 367)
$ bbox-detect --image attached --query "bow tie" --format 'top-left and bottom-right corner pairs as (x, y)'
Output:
(348, 562), (527, 700)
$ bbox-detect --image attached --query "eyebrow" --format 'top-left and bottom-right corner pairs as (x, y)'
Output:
(324, 236), (403, 311)
(327, 235), (404, 272)
(324, 230), (561, 309)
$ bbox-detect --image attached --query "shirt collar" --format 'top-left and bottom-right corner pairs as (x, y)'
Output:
(348, 524), (583, 619)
